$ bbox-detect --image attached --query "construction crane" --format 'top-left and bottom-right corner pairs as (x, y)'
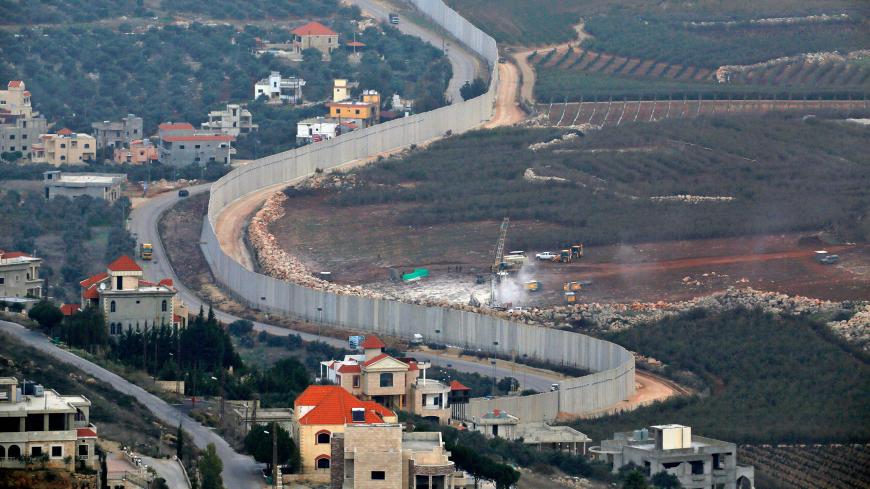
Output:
(490, 217), (510, 306)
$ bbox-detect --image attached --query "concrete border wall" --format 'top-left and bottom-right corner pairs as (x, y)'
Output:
(200, 0), (634, 422)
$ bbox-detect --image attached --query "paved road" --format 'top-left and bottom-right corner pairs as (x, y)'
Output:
(130, 187), (558, 394)
(349, 0), (481, 103)
(0, 319), (265, 489)
(141, 455), (191, 489)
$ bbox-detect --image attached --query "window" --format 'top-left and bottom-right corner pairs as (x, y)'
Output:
(9, 146), (14, 151)
(22, 145), (26, 150)
(351, 408), (365, 422)
(315, 456), (330, 469)
(22, 134), (27, 139)
(195, 144), (201, 149)
(78, 444), (88, 456)
(8, 135), (13, 140)
(84, 143), (90, 148)
(355, 109), (361, 115)
(60, 143), (66, 148)
(0, 277), (4, 285)
(161, 300), (167, 312)
(179, 145), (185, 150)
(379, 372), (393, 388)
(352, 375), (360, 388)
(316, 431), (330, 444)
(110, 300), (116, 312)
(371, 471), (385, 480)
(51, 446), (62, 458)
(31, 446), (42, 457)
(116, 276), (123, 290)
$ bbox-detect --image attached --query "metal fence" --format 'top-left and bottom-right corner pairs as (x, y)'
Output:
(200, 0), (634, 422)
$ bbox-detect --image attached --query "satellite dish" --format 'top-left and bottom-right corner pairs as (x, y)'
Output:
(99, 283), (106, 291)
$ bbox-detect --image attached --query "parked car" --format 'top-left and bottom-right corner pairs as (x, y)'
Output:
(535, 251), (557, 261)
(178, 189), (189, 197)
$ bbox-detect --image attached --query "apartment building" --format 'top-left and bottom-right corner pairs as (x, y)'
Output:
(91, 114), (143, 150)
(0, 377), (98, 470)
(31, 129), (97, 166)
(326, 89), (381, 128)
(291, 385), (398, 477)
(80, 256), (188, 334)
(156, 122), (234, 167)
(0, 80), (49, 160)
(201, 104), (258, 137)
(590, 425), (755, 489)
(43, 170), (126, 203)
(292, 21), (339, 58)
(319, 336), (453, 425)
(0, 250), (42, 307)
(113, 139), (158, 165)
(330, 424), (472, 489)
(254, 72), (306, 104)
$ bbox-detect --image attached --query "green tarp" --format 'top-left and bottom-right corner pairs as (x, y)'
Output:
(402, 268), (430, 282)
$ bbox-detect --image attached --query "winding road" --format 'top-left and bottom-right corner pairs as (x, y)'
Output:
(0, 319), (263, 489)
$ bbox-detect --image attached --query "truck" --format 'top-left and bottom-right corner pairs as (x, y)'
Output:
(389, 13), (399, 24)
(140, 243), (153, 261)
(814, 250), (840, 265)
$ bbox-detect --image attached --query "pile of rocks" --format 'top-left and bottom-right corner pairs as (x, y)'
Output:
(650, 194), (735, 204)
(828, 304), (870, 350)
(523, 167), (570, 183)
(528, 131), (580, 151)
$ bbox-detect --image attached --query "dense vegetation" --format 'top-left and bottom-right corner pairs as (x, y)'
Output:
(328, 115), (870, 249)
(0, 19), (448, 159)
(0, 189), (136, 301)
(576, 308), (870, 444)
(160, 0), (345, 20)
(0, 0), (147, 24)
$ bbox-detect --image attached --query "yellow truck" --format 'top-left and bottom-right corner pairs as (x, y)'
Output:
(140, 243), (153, 261)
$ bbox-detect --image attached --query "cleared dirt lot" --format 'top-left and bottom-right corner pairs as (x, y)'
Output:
(268, 193), (869, 306)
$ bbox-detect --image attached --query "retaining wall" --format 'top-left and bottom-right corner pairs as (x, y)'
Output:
(200, 0), (634, 422)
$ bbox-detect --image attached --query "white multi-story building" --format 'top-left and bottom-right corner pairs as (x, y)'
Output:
(43, 171), (126, 203)
(201, 104), (258, 137)
(254, 72), (306, 104)
(0, 377), (98, 470)
(0, 250), (42, 308)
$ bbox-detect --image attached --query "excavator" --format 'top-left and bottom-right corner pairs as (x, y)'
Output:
(552, 244), (584, 263)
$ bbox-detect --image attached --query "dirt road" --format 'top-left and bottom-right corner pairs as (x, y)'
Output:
(511, 22), (591, 105)
(484, 61), (526, 127)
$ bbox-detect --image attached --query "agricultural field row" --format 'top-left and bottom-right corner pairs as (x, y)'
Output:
(538, 99), (870, 127)
(741, 444), (870, 489)
(531, 47), (870, 101)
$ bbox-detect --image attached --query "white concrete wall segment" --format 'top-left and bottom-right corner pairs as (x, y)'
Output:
(200, 0), (634, 423)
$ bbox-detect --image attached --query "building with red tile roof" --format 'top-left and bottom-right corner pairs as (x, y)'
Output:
(292, 21), (339, 59)
(292, 385), (396, 475)
(1, 79), (48, 160)
(80, 256), (188, 334)
(319, 335), (452, 426)
(60, 303), (81, 316)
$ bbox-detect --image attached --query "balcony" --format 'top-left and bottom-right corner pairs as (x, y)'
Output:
(0, 429), (77, 443)
(414, 379), (449, 394)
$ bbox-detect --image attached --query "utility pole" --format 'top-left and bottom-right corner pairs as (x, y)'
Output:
(272, 421), (278, 489)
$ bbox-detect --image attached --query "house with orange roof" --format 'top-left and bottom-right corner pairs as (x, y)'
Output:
(31, 129), (96, 166)
(0, 80), (49, 160)
(79, 256), (188, 335)
(291, 385), (397, 476)
(292, 21), (339, 59)
(113, 139), (158, 165)
(319, 335), (455, 425)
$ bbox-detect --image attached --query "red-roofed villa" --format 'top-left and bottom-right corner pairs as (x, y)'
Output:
(80, 256), (188, 334)
(292, 21), (339, 59)
(319, 335), (453, 425)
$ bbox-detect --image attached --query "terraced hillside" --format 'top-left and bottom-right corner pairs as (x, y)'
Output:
(532, 46), (870, 101)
